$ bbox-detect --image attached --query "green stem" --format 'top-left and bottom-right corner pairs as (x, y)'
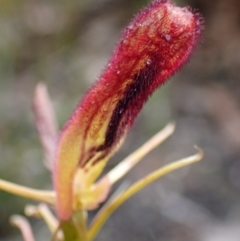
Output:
(61, 211), (88, 241)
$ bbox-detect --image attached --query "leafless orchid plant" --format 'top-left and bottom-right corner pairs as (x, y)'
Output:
(0, 1), (203, 240)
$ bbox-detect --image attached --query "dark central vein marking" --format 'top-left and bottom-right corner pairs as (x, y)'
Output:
(100, 55), (160, 151)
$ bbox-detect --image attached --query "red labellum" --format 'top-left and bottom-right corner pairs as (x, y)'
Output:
(54, 0), (203, 220)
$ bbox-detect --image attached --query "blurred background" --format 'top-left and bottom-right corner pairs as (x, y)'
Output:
(1, 0), (240, 240)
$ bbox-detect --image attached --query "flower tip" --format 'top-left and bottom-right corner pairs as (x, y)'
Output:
(193, 145), (204, 161)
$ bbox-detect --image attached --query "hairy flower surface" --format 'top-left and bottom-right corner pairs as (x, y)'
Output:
(54, 0), (203, 220)
(0, 1), (204, 240)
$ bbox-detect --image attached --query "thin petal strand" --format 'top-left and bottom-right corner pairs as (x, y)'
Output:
(88, 147), (203, 241)
(10, 215), (36, 241)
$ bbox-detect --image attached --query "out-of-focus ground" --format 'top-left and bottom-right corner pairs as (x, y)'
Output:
(1, 0), (240, 240)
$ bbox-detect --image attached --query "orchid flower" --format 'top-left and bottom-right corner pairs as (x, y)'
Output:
(0, 1), (203, 240)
